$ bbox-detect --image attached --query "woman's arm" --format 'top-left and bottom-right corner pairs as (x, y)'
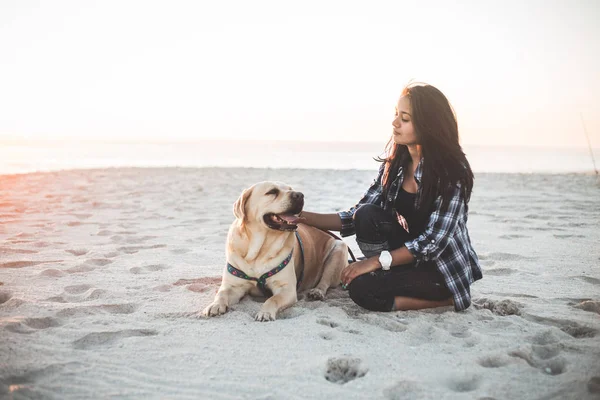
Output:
(341, 246), (416, 286)
(299, 211), (342, 232)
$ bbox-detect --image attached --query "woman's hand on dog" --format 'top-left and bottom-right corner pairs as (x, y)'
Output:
(341, 258), (380, 287)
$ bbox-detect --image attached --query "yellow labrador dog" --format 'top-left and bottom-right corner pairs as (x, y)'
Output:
(203, 181), (348, 321)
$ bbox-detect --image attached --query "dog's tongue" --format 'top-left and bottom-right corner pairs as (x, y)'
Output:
(279, 214), (300, 224)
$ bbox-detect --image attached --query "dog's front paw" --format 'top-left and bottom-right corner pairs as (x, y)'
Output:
(203, 302), (228, 317)
(255, 310), (276, 322)
(307, 288), (325, 301)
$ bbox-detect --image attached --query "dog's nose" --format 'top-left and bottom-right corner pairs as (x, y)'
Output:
(291, 191), (304, 201)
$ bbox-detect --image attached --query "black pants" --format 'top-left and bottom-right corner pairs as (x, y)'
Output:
(349, 204), (451, 312)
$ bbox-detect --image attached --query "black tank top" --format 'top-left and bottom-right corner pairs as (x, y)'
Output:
(395, 187), (418, 236)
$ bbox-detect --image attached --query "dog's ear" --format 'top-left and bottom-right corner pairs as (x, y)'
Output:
(233, 187), (252, 222)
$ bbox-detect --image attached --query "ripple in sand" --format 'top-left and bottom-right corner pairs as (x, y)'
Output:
(72, 329), (158, 349)
(574, 276), (600, 285)
(484, 268), (517, 276)
(117, 244), (167, 254)
(487, 252), (529, 261)
(498, 234), (531, 239)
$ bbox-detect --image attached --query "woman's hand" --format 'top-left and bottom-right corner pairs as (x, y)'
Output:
(341, 258), (380, 288)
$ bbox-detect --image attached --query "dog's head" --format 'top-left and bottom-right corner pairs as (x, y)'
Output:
(233, 181), (304, 232)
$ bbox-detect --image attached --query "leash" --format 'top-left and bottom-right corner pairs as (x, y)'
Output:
(320, 230), (358, 263)
(226, 231), (305, 297)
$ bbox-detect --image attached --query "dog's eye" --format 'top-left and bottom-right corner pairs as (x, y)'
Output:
(265, 188), (279, 196)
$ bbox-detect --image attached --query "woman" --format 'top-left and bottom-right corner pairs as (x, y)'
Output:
(299, 82), (482, 312)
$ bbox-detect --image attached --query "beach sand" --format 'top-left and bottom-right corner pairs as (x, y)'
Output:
(1, 167), (599, 400)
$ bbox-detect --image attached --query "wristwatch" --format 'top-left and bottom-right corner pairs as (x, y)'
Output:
(378, 251), (392, 271)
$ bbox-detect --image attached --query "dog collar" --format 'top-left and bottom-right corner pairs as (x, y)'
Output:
(226, 231), (304, 298)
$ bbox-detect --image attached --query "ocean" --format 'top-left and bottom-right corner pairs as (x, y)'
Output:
(0, 140), (597, 175)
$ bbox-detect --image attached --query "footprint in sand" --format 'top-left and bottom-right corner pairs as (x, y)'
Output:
(0, 362), (84, 397)
(319, 332), (335, 340)
(316, 316), (362, 338)
(522, 314), (598, 339)
(487, 252), (529, 261)
(509, 348), (568, 376)
(573, 300), (600, 315)
(72, 329), (158, 350)
(477, 354), (513, 368)
(65, 248), (89, 256)
(324, 356), (367, 384)
(47, 288), (108, 303)
(317, 316), (340, 328)
(588, 377), (600, 394)
(85, 258), (113, 266)
(170, 248), (191, 254)
(64, 284), (93, 294)
(4, 316), (63, 334)
(65, 264), (96, 274)
(117, 244), (167, 254)
(384, 380), (427, 399)
(354, 314), (408, 333)
(39, 269), (67, 277)
(57, 303), (139, 318)
(0, 290), (13, 304)
(130, 264), (170, 275)
(445, 375), (481, 393)
(173, 277), (222, 293)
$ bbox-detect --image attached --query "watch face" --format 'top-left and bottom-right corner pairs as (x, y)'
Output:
(379, 251), (392, 268)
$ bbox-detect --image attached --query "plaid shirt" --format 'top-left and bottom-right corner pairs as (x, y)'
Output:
(338, 160), (482, 311)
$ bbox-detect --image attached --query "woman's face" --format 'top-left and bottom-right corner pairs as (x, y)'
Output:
(392, 95), (418, 146)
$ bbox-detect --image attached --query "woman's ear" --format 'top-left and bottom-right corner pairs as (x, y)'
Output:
(233, 187), (252, 222)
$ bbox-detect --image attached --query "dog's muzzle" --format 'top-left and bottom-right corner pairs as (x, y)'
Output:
(263, 191), (304, 231)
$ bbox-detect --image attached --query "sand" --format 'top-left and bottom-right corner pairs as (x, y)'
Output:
(1, 167), (599, 400)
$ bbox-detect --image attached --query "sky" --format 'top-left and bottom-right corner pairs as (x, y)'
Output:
(0, 0), (599, 148)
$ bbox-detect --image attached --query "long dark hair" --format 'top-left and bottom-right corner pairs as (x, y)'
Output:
(378, 82), (474, 212)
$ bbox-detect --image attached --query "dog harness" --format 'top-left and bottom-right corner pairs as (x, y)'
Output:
(226, 231), (305, 298)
